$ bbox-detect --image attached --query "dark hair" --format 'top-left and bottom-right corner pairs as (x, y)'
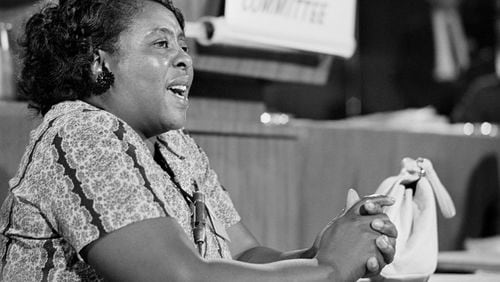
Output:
(18, 0), (185, 116)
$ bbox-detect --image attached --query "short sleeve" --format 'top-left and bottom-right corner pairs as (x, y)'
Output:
(47, 111), (167, 253)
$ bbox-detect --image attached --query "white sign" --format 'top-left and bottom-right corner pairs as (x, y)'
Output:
(221, 0), (357, 57)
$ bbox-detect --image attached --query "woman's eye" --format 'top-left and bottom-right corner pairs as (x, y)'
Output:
(181, 46), (189, 52)
(154, 41), (169, 48)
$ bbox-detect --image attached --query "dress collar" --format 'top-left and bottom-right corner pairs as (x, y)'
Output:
(156, 130), (188, 160)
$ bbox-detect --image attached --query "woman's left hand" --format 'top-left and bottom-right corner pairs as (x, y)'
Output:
(311, 189), (397, 276)
(346, 190), (397, 277)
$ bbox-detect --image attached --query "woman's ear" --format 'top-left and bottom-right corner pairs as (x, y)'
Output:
(90, 49), (115, 95)
(91, 49), (112, 78)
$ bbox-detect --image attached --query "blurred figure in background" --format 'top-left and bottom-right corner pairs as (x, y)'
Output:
(451, 0), (500, 123)
(359, 0), (496, 119)
(452, 73), (500, 123)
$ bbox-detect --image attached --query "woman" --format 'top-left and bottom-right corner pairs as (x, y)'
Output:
(0, 0), (397, 281)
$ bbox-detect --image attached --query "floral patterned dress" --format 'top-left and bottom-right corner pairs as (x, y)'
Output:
(0, 100), (241, 281)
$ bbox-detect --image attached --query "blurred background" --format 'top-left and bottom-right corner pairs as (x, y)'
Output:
(2, 0), (499, 122)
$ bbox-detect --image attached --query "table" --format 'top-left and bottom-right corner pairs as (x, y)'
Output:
(438, 251), (500, 273)
(430, 273), (500, 282)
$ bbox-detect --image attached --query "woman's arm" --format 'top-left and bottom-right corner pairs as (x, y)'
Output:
(229, 194), (397, 270)
(83, 217), (338, 282)
(84, 196), (392, 282)
(227, 222), (316, 263)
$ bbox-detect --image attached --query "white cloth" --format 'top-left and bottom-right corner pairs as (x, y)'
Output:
(375, 158), (456, 279)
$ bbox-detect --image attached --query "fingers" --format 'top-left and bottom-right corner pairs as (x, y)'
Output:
(365, 256), (380, 273)
(366, 235), (395, 276)
(345, 188), (360, 210)
(375, 235), (396, 264)
(351, 195), (395, 216)
(360, 200), (385, 215)
(371, 218), (398, 238)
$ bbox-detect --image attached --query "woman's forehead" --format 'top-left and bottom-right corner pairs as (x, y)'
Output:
(128, 1), (182, 35)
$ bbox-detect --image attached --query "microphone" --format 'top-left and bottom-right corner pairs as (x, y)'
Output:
(192, 190), (206, 256)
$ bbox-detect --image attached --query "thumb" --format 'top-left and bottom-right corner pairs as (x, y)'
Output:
(346, 188), (360, 209)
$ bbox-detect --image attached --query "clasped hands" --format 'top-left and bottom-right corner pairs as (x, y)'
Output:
(313, 189), (397, 281)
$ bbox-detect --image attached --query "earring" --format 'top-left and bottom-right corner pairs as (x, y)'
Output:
(93, 66), (115, 95)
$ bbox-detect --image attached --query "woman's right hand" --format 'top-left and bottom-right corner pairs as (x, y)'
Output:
(314, 193), (396, 281)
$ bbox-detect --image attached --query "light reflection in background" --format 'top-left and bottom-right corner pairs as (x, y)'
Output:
(260, 112), (291, 125)
(463, 122), (498, 137)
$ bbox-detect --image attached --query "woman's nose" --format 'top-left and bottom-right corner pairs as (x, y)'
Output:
(173, 49), (193, 70)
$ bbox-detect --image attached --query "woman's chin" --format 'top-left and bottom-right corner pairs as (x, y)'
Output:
(162, 115), (187, 132)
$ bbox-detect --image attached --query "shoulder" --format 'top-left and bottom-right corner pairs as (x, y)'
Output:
(43, 103), (146, 152)
(56, 108), (124, 138)
(10, 103), (134, 191)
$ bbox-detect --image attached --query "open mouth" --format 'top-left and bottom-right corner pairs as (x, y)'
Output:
(167, 85), (188, 101)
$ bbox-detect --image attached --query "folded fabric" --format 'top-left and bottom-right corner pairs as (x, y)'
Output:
(375, 157), (456, 279)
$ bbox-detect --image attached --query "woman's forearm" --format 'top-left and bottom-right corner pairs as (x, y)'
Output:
(85, 218), (345, 282)
(194, 257), (341, 282)
(236, 246), (317, 263)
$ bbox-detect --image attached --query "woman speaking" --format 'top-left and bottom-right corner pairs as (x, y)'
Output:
(0, 0), (397, 281)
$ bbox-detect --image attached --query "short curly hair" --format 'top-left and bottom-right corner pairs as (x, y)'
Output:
(18, 0), (185, 116)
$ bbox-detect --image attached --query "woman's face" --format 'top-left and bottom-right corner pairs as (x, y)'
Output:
(102, 0), (193, 139)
